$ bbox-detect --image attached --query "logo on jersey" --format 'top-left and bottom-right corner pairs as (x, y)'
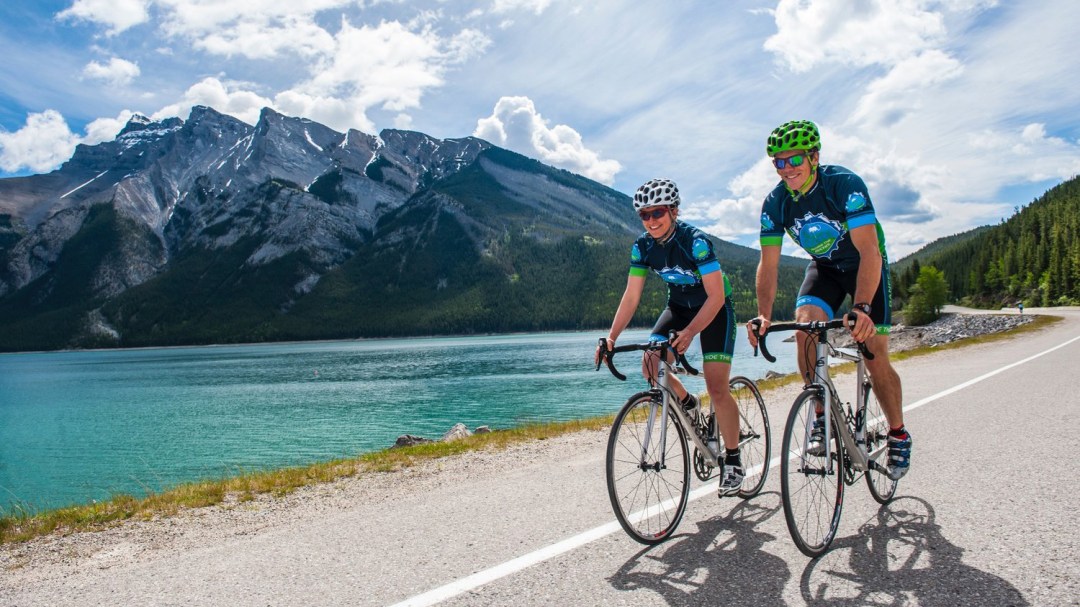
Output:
(760, 212), (775, 232)
(846, 192), (868, 212)
(630, 243), (642, 263)
(657, 266), (699, 286)
(692, 237), (711, 261)
(792, 212), (844, 258)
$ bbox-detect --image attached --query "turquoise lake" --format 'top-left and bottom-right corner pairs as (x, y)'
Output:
(0, 329), (796, 514)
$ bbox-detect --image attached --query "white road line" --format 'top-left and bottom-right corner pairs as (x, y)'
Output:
(389, 333), (1080, 607)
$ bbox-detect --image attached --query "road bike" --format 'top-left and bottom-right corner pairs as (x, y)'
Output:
(753, 318), (898, 557)
(596, 335), (771, 544)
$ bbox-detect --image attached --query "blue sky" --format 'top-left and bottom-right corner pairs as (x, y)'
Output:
(1, 0), (1078, 258)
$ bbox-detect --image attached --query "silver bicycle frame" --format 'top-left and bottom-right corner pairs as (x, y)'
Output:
(641, 348), (722, 468)
(811, 340), (874, 474)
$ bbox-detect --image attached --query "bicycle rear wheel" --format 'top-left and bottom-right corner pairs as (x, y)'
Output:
(781, 390), (845, 557)
(729, 376), (771, 498)
(863, 377), (898, 503)
(606, 391), (690, 545)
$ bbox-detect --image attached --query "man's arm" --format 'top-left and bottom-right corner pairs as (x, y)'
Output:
(755, 245), (781, 318)
(747, 245), (781, 347)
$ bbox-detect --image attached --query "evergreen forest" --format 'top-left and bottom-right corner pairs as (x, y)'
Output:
(892, 175), (1080, 309)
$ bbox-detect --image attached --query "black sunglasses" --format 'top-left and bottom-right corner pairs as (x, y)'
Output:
(638, 207), (670, 221)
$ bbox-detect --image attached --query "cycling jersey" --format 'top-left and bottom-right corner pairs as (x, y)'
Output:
(759, 165), (888, 271)
(629, 221), (732, 308)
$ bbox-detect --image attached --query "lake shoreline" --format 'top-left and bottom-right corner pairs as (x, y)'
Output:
(0, 310), (1062, 591)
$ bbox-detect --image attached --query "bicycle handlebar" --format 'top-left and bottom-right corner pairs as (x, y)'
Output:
(595, 333), (699, 381)
(751, 317), (874, 363)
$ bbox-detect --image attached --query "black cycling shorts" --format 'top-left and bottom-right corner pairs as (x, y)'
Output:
(796, 260), (892, 331)
(650, 300), (736, 363)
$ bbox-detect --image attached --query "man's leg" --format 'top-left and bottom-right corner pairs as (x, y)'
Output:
(794, 304), (830, 384)
(863, 333), (911, 480)
(863, 334), (903, 428)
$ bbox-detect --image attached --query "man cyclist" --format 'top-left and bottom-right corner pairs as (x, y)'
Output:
(745, 120), (911, 480)
(596, 178), (744, 496)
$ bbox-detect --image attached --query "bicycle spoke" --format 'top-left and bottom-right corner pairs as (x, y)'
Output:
(606, 393), (690, 544)
(781, 391), (844, 557)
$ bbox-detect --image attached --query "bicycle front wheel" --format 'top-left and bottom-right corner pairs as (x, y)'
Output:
(729, 376), (771, 498)
(863, 377), (898, 503)
(606, 391), (690, 545)
(781, 390), (845, 557)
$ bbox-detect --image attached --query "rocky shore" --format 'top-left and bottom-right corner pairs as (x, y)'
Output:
(863, 311), (1033, 352)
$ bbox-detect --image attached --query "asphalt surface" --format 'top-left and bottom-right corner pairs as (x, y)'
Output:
(4, 307), (1079, 606)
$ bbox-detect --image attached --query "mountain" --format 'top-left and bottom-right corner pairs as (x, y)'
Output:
(0, 106), (806, 351)
(891, 176), (1080, 308)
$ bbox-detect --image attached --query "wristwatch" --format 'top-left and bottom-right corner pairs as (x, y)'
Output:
(852, 302), (872, 316)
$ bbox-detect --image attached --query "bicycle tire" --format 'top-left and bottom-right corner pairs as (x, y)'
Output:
(606, 391), (691, 545)
(729, 376), (771, 498)
(781, 390), (845, 557)
(862, 376), (898, 503)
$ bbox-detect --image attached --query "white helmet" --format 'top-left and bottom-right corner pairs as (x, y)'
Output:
(633, 178), (680, 210)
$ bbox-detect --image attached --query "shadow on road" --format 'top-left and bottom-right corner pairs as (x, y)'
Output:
(799, 497), (1027, 606)
(607, 492), (789, 606)
(606, 494), (1026, 606)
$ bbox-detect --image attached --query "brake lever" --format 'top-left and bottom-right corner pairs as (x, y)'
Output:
(845, 315), (876, 360)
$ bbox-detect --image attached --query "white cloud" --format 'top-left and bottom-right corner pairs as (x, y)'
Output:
(475, 96), (621, 185)
(152, 77), (272, 125)
(0, 109), (143, 174)
(278, 20), (489, 132)
(82, 57), (141, 87)
(154, 0), (353, 59)
(851, 50), (963, 127)
(765, 0), (947, 71)
(0, 111), (82, 173)
(965, 123), (1080, 181)
(84, 110), (138, 144)
(681, 157), (788, 242)
(56, 0), (151, 35)
(491, 0), (553, 15)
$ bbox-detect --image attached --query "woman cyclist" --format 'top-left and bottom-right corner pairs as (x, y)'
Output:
(596, 178), (744, 496)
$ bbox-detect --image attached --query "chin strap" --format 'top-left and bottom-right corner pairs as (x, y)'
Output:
(786, 163), (819, 201)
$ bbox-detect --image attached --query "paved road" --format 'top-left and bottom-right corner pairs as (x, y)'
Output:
(4, 309), (1079, 606)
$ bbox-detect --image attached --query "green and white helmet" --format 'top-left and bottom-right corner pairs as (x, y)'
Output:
(766, 120), (821, 156)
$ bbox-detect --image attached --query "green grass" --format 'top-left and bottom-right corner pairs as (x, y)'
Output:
(1, 314), (1061, 546)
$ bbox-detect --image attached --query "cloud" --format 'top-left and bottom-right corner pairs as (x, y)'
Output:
(151, 77), (272, 126)
(491, 0), (554, 15)
(269, 20), (489, 133)
(474, 96), (622, 185)
(82, 57), (141, 87)
(851, 50), (963, 127)
(0, 110), (82, 173)
(680, 157), (783, 241)
(966, 122), (1080, 182)
(56, 0), (151, 35)
(0, 109), (141, 174)
(765, 0), (947, 71)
